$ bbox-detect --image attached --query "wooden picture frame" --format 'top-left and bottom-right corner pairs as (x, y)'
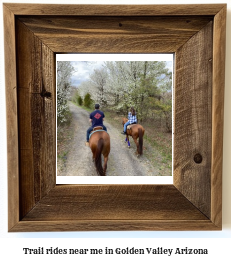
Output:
(4, 3), (226, 231)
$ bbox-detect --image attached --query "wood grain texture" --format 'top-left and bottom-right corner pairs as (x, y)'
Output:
(18, 16), (213, 53)
(4, 3), (226, 231)
(174, 22), (213, 218)
(3, 3), (225, 16)
(211, 5), (226, 228)
(14, 185), (218, 231)
(16, 19), (56, 218)
(3, 4), (20, 231)
(11, 220), (218, 232)
(22, 185), (207, 221)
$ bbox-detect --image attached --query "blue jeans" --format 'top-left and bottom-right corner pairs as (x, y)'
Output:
(86, 125), (107, 142)
(123, 121), (130, 132)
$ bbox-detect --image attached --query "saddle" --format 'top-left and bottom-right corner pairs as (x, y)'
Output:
(126, 123), (137, 130)
(93, 126), (103, 131)
(89, 126), (105, 140)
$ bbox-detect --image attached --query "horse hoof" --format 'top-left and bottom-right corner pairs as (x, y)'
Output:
(128, 146), (130, 148)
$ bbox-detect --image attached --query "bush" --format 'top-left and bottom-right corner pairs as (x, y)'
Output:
(57, 104), (72, 126)
(83, 93), (93, 108)
(77, 95), (83, 106)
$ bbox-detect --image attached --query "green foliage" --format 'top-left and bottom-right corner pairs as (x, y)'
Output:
(83, 93), (93, 108)
(71, 89), (84, 106)
(77, 95), (83, 106)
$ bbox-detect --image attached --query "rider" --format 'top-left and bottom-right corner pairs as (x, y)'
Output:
(86, 103), (107, 146)
(121, 107), (137, 135)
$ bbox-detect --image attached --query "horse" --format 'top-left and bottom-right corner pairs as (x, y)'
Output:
(122, 118), (145, 156)
(89, 127), (110, 176)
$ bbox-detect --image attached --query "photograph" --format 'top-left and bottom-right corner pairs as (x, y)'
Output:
(56, 54), (173, 180)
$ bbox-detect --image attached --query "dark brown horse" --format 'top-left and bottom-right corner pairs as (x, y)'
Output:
(122, 118), (145, 156)
(89, 127), (110, 176)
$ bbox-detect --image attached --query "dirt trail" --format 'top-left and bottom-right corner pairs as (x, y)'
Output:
(58, 103), (161, 176)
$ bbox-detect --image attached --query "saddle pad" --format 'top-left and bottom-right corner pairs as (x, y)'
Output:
(89, 129), (106, 139)
(127, 124), (137, 130)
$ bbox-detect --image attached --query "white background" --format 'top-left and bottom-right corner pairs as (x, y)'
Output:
(0, 0), (231, 260)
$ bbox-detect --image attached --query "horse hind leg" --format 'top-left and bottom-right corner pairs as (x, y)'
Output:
(91, 147), (96, 162)
(95, 139), (104, 176)
(132, 137), (139, 155)
(103, 155), (109, 176)
(138, 128), (143, 155)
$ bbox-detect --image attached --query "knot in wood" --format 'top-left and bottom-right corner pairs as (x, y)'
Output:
(194, 153), (203, 164)
(40, 90), (52, 99)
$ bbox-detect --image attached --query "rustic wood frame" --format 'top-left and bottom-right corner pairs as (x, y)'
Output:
(4, 3), (226, 232)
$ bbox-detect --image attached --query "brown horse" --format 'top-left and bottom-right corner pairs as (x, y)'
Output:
(122, 118), (145, 156)
(89, 127), (110, 176)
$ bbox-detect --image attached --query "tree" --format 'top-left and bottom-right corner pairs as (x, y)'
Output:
(84, 93), (93, 108)
(57, 61), (75, 125)
(74, 60), (172, 127)
(89, 67), (108, 105)
(104, 61), (172, 120)
(77, 95), (83, 106)
(156, 91), (172, 132)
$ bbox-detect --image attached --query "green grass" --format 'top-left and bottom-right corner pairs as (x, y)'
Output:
(145, 135), (172, 169)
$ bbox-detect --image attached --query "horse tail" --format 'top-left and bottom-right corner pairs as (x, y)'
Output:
(138, 128), (143, 155)
(95, 138), (104, 176)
